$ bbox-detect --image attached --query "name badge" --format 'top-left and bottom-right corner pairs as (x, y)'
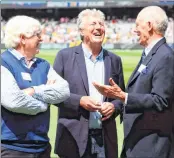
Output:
(138, 64), (146, 73)
(21, 72), (32, 81)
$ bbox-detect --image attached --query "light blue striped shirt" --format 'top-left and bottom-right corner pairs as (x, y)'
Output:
(82, 44), (105, 129)
(1, 49), (70, 115)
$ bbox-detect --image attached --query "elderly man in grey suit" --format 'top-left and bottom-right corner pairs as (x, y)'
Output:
(53, 9), (125, 158)
(93, 6), (174, 158)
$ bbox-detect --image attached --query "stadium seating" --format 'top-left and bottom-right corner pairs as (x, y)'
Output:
(1, 17), (173, 45)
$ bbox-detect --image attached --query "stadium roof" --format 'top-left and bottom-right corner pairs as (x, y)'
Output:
(1, 0), (174, 9)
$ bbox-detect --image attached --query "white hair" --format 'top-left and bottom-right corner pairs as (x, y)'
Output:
(4, 15), (41, 48)
(77, 8), (105, 31)
(138, 6), (168, 35)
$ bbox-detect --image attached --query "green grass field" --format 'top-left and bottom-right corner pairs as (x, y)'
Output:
(37, 49), (141, 158)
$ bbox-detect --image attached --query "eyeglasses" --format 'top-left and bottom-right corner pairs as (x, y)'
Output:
(32, 31), (42, 39)
(22, 31), (42, 40)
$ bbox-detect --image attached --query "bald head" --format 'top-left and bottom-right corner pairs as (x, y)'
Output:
(137, 6), (168, 36)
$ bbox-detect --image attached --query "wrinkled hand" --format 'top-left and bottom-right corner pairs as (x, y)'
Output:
(46, 79), (56, 85)
(100, 102), (115, 121)
(22, 87), (35, 96)
(80, 96), (101, 112)
(93, 78), (126, 102)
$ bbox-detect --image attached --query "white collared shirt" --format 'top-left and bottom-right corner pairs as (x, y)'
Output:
(144, 37), (163, 56)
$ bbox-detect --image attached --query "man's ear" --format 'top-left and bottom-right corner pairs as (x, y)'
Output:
(147, 21), (153, 32)
(79, 29), (84, 41)
(79, 28), (84, 36)
(20, 34), (26, 45)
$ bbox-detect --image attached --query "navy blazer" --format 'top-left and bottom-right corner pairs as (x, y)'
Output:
(53, 44), (125, 158)
(121, 38), (174, 158)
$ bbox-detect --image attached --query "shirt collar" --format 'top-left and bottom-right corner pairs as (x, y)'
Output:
(82, 43), (103, 61)
(144, 37), (163, 56)
(8, 48), (37, 62)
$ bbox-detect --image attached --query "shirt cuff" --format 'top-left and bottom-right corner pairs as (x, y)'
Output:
(33, 85), (45, 94)
(124, 93), (128, 105)
(32, 85), (45, 99)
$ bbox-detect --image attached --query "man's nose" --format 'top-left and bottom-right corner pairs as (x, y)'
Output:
(133, 28), (138, 33)
(39, 35), (43, 42)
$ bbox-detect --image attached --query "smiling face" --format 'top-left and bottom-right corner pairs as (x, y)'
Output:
(134, 14), (151, 47)
(80, 15), (105, 45)
(134, 7), (168, 47)
(21, 30), (42, 59)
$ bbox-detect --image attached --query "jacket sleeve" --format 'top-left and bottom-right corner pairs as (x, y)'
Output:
(126, 52), (174, 113)
(111, 56), (125, 111)
(108, 55), (125, 123)
(53, 50), (82, 112)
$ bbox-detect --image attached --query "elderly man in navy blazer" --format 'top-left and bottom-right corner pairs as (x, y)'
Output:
(53, 9), (125, 158)
(93, 6), (174, 158)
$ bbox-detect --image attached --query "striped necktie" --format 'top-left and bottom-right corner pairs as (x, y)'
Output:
(136, 50), (146, 70)
(140, 50), (146, 64)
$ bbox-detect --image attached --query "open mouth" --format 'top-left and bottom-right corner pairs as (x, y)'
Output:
(35, 43), (41, 52)
(93, 32), (103, 36)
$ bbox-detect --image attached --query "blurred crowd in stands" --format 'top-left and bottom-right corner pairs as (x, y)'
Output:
(1, 17), (173, 45)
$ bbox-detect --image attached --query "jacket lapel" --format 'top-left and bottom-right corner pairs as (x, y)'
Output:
(75, 44), (89, 95)
(103, 50), (111, 101)
(127, 53), (152, 86)
(126, 57), (142, 88)
(127, 38), (166, 88)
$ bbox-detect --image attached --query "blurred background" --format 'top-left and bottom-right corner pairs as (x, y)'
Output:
(1, 0), (174, 157)
(1, 0), (174, 50)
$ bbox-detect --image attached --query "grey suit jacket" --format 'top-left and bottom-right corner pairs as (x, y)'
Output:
(121, 38), (174, 158)
(53, 44), (125, 158)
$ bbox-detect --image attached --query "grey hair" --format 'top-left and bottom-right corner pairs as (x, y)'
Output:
(4, 15), (41, 48)
(138, 6), (168, 35)
(77, 9), (105, 40)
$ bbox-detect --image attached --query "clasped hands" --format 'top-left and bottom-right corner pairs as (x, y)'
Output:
(80, 96), (115, 121)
